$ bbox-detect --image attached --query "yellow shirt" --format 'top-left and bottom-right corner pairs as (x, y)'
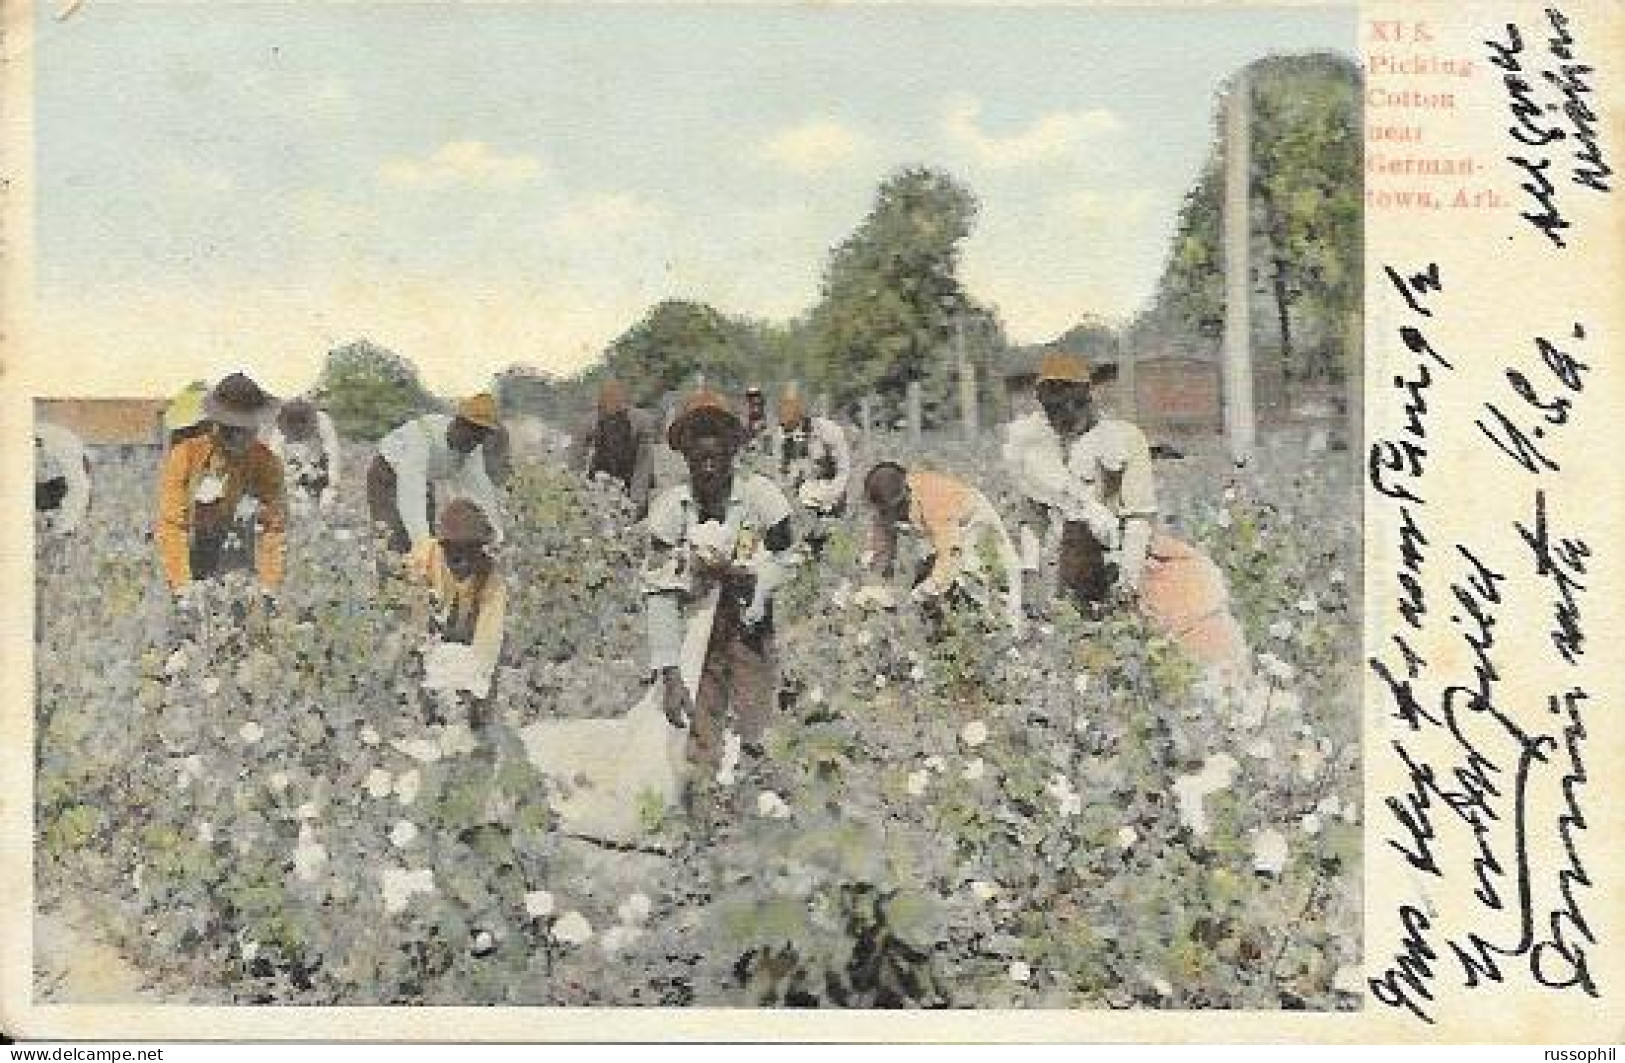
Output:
(417, 542), (507, 681)
(156, 433), (287, 590)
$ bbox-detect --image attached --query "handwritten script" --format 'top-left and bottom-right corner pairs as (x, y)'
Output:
(1485, 7), (1614, 247)
(1367, 262), (1597, 1024)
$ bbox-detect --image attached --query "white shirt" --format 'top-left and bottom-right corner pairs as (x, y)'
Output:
(377, 414), (501, 548)
(768, 417), (852, 504)
(35, 422), (91, 534)
(263, 410), (343, 491)
(641, 473), (793, 670)
(1003, 412), (1158, 520)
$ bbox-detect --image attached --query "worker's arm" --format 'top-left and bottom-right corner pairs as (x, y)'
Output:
(1002, 419), (1071, 510)
(318, 412), (343, 491)
(57, 438), (92, 534)
(250, 448), (287, 591)
(915, 500), (966, 597)
(1111, 424), (1158, 594)
(462, 447), (505, 542)
(640, 489), (689, 673)
(470, 575), (507, 681)
(630, 411), (656, 512)
(822, 419), (852, 499)
(380, 429), (434, 549)
(155, 443), (196, 590)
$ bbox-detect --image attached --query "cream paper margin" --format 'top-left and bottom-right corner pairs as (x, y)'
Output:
(0, 0), (1621, 1044)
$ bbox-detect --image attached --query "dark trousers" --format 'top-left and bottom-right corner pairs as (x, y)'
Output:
(1058, 521), (1113, 606)
(690, 587), (777, 765)
(189, 517), (257, 581)
(366, 455), (433, 554)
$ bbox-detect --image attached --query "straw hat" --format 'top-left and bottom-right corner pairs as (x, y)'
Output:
(204, 373), (275, 428)
(455, 393), (500, 431)
(1036, 350), (1117, 387)
(164, 381), (210, 433)
(437, 499), (497, 546)
(667, 389), (745, 452)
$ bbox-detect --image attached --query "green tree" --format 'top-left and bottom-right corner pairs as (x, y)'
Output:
(1146, 53), (1361, 384)
(599, 300), (762, 406)
(312, 340), (442, 441)
(805, 167), (1003, 416)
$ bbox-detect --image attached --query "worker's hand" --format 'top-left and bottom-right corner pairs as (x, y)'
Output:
(909, 580), (941, 605)
(1111, 568), (1141, 606)
(658, 666), (691, 729)
(406, 539), (437, 580)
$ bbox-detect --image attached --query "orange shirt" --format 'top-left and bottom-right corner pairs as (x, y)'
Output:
(156, 432), (287, 590)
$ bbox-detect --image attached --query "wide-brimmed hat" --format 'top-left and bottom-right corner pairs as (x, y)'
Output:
(164, 381), (210, 433)
(1036, 350), (1117, 387)
(437, 498), (497, 546)
(777, 392), (807, 427)
(455, 393), (500, 431)
(667, 389), (746, 452)
(204, 373), (275, 428)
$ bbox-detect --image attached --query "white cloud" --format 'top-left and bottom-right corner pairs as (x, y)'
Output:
(554, 192), (665, 241)
(757, 118), (868, 174)
(943, 94), (1121, 169)
(378, 140), (543, 190)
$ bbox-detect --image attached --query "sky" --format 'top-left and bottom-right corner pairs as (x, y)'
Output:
(30, 2), (1355, 395)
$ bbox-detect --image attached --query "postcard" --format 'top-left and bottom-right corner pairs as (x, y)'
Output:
(1, 0), (1621, 1044)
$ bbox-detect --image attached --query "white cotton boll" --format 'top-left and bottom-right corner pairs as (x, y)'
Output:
(364, 768), (393, 799)
(1173, 754), (1239, 837)
(970, 881), (1000, 902)
(200, 677), (222, 696)
(1328, 569), (1347, 587)
(1268, 619), (1294, 641)
(268, 771), (290, 793)
(380, 868), (435, 914)
(856, 629), (874, 647)
(293, 824), (327, 883)
(241, 939), (259, 963)
(1316, 795), (1343, 818)
(808, 685), (825, 706)
(873, 674), (887, 690)
(184, 755), (204, 778)
(197, 822), (214, 844)
(1296, 747), (1327, 783)
(619, 893), (653, 926)
(1245, 738), (1275, 760)
(909, 663), (927, 683)
(359, 727), (381, 746)
(296, 801), (320, 821)
(524, 890), (555, 919)
(165, 648), (190, 677)
(923, 755), (946, 774)
(1008, 961), (1032, 984)
(438, 723), (477, 758)
(394, 768), (421, 807)
(1072, 673), (1090, 696)
(906, 770), (930, 797)
(390, 820), (419, 848)
(1333, 965), (1365, 995)
(756, 791), (791, 819)
(961, 758), (986, 782)
(601, 924), (643, 957)
(1252, 829), (1289, 875)
(1117, 826), (1139, 850)
(1058, 792), (1082, 817)
(1300, 813), (1323, 837)
(960, 720), (989, 748)
(552, 911), (594, 946)
(239, 721), (264, 744)
(1153, 978), (1174, 999)
(391, 737), (443, 764)
(1295, 595), (1318, 614)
